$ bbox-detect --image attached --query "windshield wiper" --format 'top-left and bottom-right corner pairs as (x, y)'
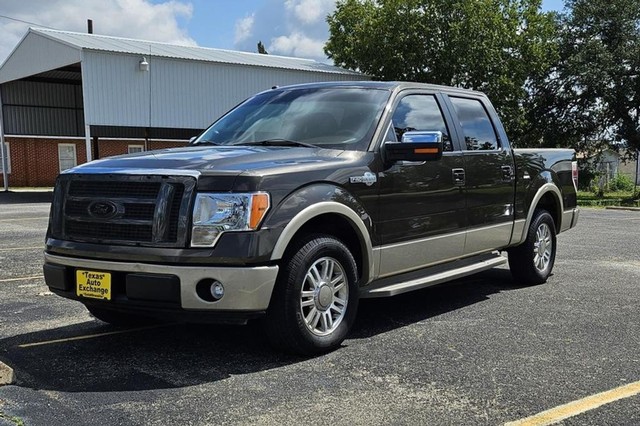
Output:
(232, 139), (317, 148)
(193, 140), (222, 146)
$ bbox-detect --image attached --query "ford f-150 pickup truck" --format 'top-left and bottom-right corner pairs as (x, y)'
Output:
(43, 82), (579, 354)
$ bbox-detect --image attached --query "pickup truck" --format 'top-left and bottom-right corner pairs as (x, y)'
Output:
(43, 82), (579, 354)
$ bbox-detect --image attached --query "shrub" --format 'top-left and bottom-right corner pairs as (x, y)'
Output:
(608, 174), (635, 192)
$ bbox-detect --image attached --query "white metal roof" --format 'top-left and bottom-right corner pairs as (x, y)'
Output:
(0, 28), (358, 84)
(0, 27), (366, 134)
(0, 30), (82, 84)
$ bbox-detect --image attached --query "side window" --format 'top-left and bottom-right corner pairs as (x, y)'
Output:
(390, 95), (453, 151)
(449, 97), (499, 151)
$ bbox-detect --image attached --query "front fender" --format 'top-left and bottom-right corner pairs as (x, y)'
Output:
(263, 184), (375, 284)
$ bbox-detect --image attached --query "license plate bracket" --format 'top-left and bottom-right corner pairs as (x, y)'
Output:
(76, 270), (112, 301)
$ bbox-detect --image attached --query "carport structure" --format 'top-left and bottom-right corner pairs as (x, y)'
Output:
(0, 28), (362, 188)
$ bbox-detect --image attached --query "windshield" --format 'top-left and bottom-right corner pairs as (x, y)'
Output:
(193, 87), (390, 151)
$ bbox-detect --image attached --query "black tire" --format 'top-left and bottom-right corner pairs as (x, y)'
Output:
(507, 209), (557, 285)
(265, 234), (359, 355)
(86, 305), (156, 326)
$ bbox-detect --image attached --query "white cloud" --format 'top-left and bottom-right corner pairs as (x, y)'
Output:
(284, 0), (335, 25)
(234, 14), (255, 44)
(269, 32), (325, 59)
(0, 0), (196, 64)
(233, 0), (337, 61)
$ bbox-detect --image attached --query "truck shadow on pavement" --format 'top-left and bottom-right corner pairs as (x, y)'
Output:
(351, 267), (535, 338)
(0, 190), (53, 204)
(0, 267), (535, 393)
(0, 321), (291, 392)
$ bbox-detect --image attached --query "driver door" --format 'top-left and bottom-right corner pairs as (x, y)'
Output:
(376, 92), (467, 277)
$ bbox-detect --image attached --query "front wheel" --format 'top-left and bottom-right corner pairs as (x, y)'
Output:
(265, 234), (359, 355)
(507, 209), (557, 285)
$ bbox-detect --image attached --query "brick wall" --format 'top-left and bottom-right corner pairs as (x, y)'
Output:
(0, 136), (187, 188)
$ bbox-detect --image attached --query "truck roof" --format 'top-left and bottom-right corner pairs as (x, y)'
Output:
(268, 81), (487, 97)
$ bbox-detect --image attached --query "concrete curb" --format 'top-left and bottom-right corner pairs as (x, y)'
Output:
(0, 361), (14, 385)
(605, 206), (640, 212)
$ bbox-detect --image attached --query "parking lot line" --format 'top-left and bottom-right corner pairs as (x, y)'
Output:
(505, 381), (640, 426)
(0, 217), (49, 222)
(0, 276), (43, 283)
(18, 324), (174, 348)
(0, 247), (42, 252)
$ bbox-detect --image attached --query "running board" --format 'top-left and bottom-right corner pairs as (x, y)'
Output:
(361, 252), (507, 298)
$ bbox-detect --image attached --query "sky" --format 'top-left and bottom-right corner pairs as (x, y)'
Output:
(0, 0), (565, 65)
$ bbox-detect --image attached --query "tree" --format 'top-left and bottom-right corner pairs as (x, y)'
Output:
(529, 0), (640, 155)
(325, 0), (559, 141)
(257, 41), (269, 54)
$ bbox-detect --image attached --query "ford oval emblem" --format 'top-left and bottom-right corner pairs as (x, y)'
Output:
(87, 200), (119, 219)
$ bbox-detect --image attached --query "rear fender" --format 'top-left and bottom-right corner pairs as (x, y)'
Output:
(512, 173), (563, 245)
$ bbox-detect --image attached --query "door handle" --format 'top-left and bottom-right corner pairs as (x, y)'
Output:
(501, 166), (514, 181)
(452, 168), (465, 186)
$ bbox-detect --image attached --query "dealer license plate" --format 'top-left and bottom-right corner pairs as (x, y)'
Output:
(76, 270), (112, 301)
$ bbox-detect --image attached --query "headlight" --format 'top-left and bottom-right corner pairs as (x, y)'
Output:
(191, 192), (270, 247)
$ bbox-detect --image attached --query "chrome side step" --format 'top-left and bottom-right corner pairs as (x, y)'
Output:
(361, 252), (507, 298)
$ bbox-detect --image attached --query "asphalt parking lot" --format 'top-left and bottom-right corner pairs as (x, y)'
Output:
(1, 192), (640, 426)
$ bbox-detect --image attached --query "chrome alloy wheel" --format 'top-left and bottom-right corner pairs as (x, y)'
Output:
(299, 257), (349, 336)
(533, 222), (553, 272)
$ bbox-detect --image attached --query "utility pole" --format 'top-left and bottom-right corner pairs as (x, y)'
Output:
(0, 87), (8, 191)
(635, 150), (639, 198)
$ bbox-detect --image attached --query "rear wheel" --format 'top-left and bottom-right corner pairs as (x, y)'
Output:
(508, 209), (557, 285)
(265, 234), (359, 355)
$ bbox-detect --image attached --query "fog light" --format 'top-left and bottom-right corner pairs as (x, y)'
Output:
(196, 279), (225, 302)
(210, 281), (224, 300)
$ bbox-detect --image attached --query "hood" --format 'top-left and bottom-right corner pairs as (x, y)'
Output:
(69, 145), (352, 174)
(64, 145), (365, 186)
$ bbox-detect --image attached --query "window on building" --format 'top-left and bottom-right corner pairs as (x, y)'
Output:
(128, 145), (144, 154)
(0, 142), (10, 174)
(449, 97), (499, 151)
(58, 144), (77, 172)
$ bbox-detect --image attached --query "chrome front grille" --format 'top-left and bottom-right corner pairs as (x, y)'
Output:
(52, 175), (195, 247)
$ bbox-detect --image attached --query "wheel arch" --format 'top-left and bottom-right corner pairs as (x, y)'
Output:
(270, 202), (375, 285)
(514, 183), (564, 245)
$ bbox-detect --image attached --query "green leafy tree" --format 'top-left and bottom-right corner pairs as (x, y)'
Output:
(529, 0), (640, 156)
(325, 0), (559, 141)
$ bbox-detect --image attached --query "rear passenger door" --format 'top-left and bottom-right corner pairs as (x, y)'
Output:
(445, 95), (515, 254)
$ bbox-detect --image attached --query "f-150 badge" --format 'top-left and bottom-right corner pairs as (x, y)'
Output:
(350, 172), (377, 186)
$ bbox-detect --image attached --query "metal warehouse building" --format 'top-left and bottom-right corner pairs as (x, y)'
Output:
(0, 28), (363, 188)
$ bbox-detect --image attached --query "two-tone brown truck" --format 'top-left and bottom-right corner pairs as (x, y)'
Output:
(43, 82), (579, 354)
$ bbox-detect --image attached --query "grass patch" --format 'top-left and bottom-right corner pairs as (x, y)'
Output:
(577, 189), (640, 207)
(0, 412), (25, 426)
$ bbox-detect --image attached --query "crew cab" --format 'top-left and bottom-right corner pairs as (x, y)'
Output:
(43, 82), (579, 354)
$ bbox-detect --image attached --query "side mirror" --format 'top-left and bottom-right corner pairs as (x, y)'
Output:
(384, 131), (443, 162)
(189, 136), (197, 144)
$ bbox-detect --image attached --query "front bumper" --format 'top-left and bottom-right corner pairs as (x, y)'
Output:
(44, 253), (279, 314)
